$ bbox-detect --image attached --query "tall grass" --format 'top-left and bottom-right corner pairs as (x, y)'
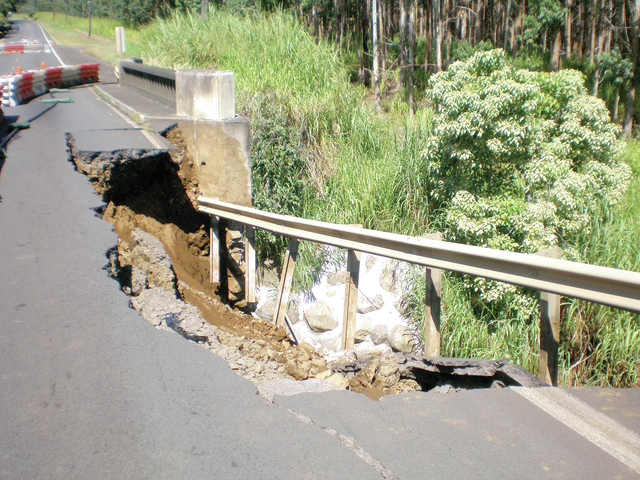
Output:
(143, 9), (435, 284)
(559, 141), (640, 387)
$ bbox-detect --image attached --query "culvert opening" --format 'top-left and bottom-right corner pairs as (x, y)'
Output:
(67, 126), (544, 399)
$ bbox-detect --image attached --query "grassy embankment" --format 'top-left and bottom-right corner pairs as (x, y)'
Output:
(35, 9), (639, 387)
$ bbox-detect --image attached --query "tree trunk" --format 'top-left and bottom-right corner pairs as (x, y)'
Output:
(564, 0), (572, 59)
(503, 0), (513, 50)
(361, 0), (371, 87)
(589, 1), (596, 64)
(623, 0), (639, 137)
(593, 0), (605, 96)
(612, 86), (620, 122)
(312, 4), (319, 40)
(408, 0), (417, 115)
(372, 0), (381, 111)
(550, 27), (562, 71)
(400, 0), (407, 87)
(435, 0), (443, 71)
(201, 0), (209, 21)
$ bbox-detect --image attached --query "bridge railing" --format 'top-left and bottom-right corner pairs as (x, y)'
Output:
(118, 60), (176, 111)
(197, 196), (640, 386)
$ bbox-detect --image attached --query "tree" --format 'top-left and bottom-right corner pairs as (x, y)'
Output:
(409, 49), (629, 254)
(623, 0), (639, 137)
(402, 49), (630, 309)
(0, 0), (26, 16)
(598, 48), (633, 121)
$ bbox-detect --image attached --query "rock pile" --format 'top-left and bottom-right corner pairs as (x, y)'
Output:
(255, 252), (417, 357)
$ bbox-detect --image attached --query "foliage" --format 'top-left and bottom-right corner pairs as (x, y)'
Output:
(560, 149), (640, 387)
(413, 49), (629, 256)
(519, 0), (566, 51)
(396, 49), (632, 375)
(0, 0), (24, 16)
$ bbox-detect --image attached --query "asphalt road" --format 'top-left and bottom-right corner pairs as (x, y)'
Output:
(1, 20), (639, 480)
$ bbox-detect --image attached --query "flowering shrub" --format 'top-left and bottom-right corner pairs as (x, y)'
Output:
(413, 49), (631, 309)
(421, 49), (630, 257)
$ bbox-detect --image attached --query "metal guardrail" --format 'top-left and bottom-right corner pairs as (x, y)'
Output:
(198, 196), (640, 386)
(198, 197), (640, 313)
(119, 61), (176, 110)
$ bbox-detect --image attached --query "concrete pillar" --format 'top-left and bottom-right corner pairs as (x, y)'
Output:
(176, 70), (235, 121)
(178, 117), (251, 207)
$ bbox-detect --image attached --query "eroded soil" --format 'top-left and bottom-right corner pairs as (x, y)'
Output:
(68, 125), (535, 399)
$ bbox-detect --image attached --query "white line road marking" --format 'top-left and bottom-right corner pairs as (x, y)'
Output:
(514, 387), (640, 474)
(36, 22), (65, 66)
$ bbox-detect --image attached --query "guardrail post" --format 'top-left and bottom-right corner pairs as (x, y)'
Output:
(422, 233), (442, 356)
(537, 246), (562, 386)
(245, 226), (256, 305)
(342, 249), (361, 350)
(210, 215), (220, 284)
(274, 239), (299, 328)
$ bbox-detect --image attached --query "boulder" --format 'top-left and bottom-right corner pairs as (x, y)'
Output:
(305, 302), (338, 332)
(354, 315), (372, 343)
(389, 325), (415, 353)
(357, 294), (384, 314)
(370, 324), (389, 345)
(379, 262), (397, 293)
(365, 255), (377, 271)
(256, 298), (277, 323)
(327, 271), (349, 286)
(354, 341), (392, 358)
(287, 301), (301, 324)
(326, 372), (349, 388)
(317, 335), (342, 352)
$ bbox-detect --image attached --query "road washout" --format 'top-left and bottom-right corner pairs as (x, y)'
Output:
(66, 125), (544, 400)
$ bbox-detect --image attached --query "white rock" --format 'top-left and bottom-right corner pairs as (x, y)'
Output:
(357, 294), (384, 314)
(379, 264), (396, 293)
(327, 271), (349, 286)
(317, 335), (342, 352)
(354, 315), (372, 343)
(354, 341), (392, 358)
(305, 302), (338, 332)
(370, 324), (389, 345)
(389, 325), (415, 353)
(256, 298), (277, 323)
(326, 372), (349, 388)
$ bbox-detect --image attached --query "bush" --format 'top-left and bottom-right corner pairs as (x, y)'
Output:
(409, 49), (630, 258)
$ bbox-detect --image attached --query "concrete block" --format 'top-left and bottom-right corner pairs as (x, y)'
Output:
(178, 117), (251, 207)
(176, 70), (235, 120)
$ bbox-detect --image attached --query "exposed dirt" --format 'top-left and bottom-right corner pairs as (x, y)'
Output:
(68, 125), (539, 399)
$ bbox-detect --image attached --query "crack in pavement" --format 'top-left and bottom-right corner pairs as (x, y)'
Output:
(272, 399), (400, 480)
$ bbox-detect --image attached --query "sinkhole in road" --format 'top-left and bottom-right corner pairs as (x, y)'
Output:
(66, 126), (543, 399)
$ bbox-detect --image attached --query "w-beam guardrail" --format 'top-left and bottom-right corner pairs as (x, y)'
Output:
(119, 60), (176, 110)
(198, 196), (640, 386)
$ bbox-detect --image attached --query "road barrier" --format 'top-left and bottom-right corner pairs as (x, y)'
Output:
(118, 60), (176, 110)
(0, 43), (45, 54)
(198, 196), (640, 386)
(0, 63), (100, 106)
